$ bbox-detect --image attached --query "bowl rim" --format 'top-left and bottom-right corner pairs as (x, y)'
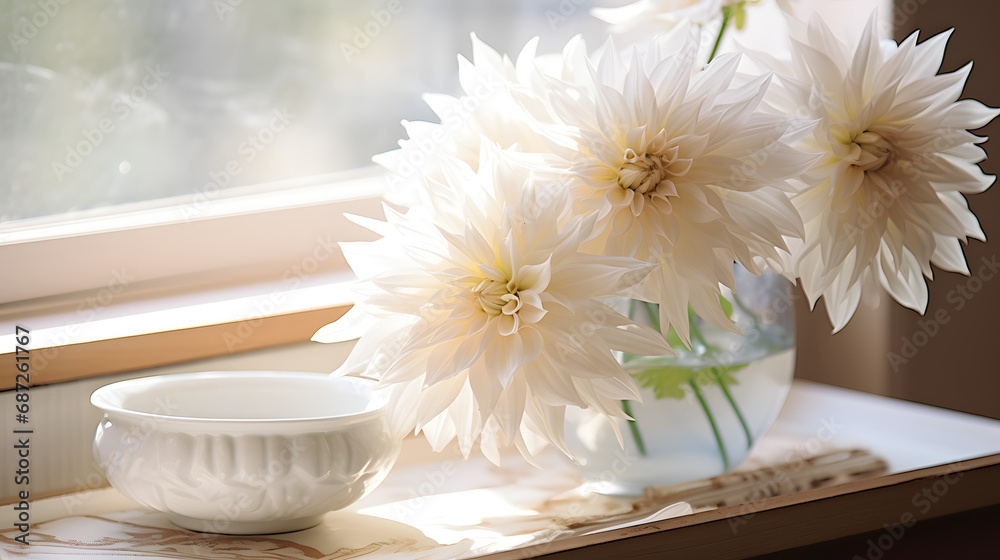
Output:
(90, 371), (388, 425)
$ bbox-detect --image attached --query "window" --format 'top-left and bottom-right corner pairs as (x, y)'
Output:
(0, 0), (618, 384)
(1, 0), (616, 223)
(1, 0), (624, 302)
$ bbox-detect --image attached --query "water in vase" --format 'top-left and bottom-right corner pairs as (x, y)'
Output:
(565, 267), (797, 495)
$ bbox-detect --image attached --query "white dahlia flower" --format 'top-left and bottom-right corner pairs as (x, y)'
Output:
(759, 16), (999, 330)
(373, 34), (551, 208)
(517, 30), (815, 345)
(315, 148), (671, 463)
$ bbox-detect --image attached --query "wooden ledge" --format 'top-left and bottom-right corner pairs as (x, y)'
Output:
(482, 453), (1000, 560)
(0, 274), (355, 390)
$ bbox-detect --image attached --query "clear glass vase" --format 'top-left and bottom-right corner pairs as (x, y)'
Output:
(564, 265), (796, 495)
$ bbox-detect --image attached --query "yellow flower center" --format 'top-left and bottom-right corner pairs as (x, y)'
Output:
(473, 278), (519, 317)
(618, 149), (672, 194)
(610, 146), (691, 219)
(853, 130), (892, 172)
(469, 262), (549, 337)
(617, 147), (691, 196)
(831, 123), (894, 174)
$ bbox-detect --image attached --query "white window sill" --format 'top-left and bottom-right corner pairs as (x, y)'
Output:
(0, 167), (386, 305)
(0, 168), (387, 388)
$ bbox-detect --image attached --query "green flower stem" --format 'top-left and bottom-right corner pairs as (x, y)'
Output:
(711, 366), (753, 448)
(730, 289), (762, 332)
(707, 5), (732, 65)
(729, 289), (782, 353)
(621, 400), (648, 457)
(688, 312), (717, 353)
(642, 301), (661, 333)
(689, 379), (730, 471)
(734, 297), (756, 322)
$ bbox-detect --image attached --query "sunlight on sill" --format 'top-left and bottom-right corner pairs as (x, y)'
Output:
(0, 271), (358, 389)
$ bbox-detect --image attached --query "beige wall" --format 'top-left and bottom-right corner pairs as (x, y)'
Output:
(887, 0), (1000, 420)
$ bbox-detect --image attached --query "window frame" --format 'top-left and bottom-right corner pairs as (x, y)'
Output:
(0, 167), (389, 388)
(0, 166), (386, 305)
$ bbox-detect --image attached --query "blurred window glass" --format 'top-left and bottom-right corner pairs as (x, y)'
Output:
(0, 0), (614, 223)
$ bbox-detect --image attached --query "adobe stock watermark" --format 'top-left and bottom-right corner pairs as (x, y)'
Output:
(886, 253), (1000, 373)
(580, 447), (641, 495)
(50, 64), (169, 182)
(507, 177), (576, 228)
(340, 0), (409, 63)
(213, 0), (242, 21)
(390, 459), (459, 524)
(30, 268), (136, 373)
(203, 438), (310, 534)
(852, 465), (964, 560)
(7, 0), (71, 53)
(843, 128), (971, 243)
(842, 179), (905, 243)
(383, 72), (504, 193)
(727, 143), (779, 190)
(180, 107), (294, 221)
(699, 282), (798, 373)
(893, 0), (930, 28)
(727, 415), (844, 533)
(544, 0), (587, 30)
(552, 301), (621, 364)
(63, 394), (181, 515)
(222, 232), (338, 352)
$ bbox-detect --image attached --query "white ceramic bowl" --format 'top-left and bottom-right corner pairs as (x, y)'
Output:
(91, 371), (400, 534)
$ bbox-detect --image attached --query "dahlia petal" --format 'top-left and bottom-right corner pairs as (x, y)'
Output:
(763, 14), (997, 327)
(312, 304), (378, 343)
